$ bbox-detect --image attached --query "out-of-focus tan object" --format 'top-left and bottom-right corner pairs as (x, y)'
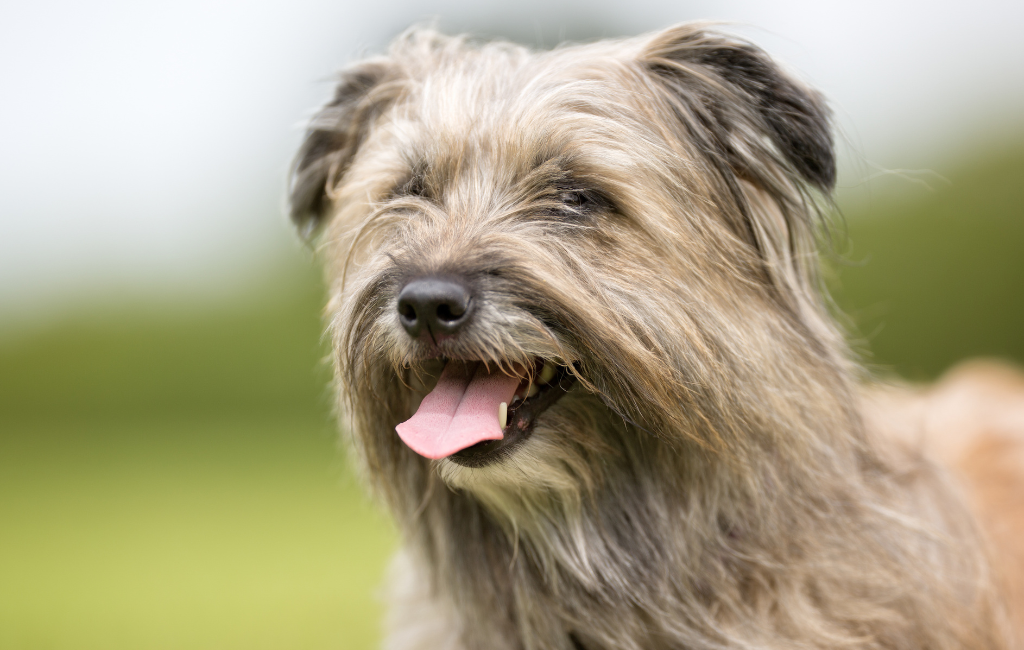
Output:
(866, 360), (1024, 638)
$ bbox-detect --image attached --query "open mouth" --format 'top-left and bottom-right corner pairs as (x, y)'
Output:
(396, 357), (576, 468)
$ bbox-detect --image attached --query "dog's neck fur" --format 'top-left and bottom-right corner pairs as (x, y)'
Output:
(394, 376), (991, 650)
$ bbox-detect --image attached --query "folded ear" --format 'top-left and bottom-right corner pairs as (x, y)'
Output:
(289, 60), (399, 238)
(641, 24), (835, 192)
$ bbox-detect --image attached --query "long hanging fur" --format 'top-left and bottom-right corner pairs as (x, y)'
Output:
(290, 24), (1017, 650)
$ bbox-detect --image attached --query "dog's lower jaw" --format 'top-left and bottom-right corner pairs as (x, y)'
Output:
(433, 391), (619, 510)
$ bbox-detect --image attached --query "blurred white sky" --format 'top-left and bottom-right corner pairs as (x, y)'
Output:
(1, 0), (1022, 318)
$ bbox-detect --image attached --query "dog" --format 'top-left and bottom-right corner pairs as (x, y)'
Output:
(288, 24), (1024, 649)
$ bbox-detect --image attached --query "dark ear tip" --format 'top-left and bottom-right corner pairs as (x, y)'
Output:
(783, 86), (837, 191)
(809, 156), (837, 191)
(287, 59), (396, 239)
(643, 25), (837, 193)
(288, 187), (322, 239)
(287, 153), (331, 239)
(781, 96), (837, 191)
(291, 213), (321, 242)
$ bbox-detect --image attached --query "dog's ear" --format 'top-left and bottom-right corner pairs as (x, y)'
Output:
(289, 60), (399, 238)
(641, 25), (835, 192)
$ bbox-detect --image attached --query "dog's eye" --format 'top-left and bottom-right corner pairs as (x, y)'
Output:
(406, 176), (427, 197)
(553, 187), (613, 221)
(395, 173), (428, 199)
(558, 190), (589, 209)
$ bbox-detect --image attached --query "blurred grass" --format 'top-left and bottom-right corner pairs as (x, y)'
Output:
(0, 142), (1021, 649)
(0, 421), (393, 650)
(0, 263), (333, 424)
(831, 143), (1024, 379)
(0, 260), (396, 650)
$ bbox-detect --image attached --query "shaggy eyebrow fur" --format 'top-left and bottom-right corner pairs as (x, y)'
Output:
(291, 23), (1021, 650)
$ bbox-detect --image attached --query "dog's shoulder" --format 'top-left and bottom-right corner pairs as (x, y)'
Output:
(864, 360), (1024, 628)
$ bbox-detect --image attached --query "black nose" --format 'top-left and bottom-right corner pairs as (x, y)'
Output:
(397, 277), (474, 339)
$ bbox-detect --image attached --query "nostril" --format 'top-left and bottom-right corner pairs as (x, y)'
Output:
(436, 302), (465, 323)
(400, 302), (418, 323)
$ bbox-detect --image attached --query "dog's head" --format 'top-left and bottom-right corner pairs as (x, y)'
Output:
(290, 24), (848, 514)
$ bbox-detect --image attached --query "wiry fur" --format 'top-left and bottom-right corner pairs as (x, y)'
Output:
(290, 24), (1021, 649)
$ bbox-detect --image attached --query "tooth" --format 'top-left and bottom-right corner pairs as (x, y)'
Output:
(538, 361), (556, 385)
(527, 383), (540, 398)
(499, 402), (508, 429)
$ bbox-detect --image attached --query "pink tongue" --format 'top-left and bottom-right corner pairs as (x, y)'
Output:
(396, 361), (521, 459)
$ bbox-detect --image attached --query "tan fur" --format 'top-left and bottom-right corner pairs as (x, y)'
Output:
(290, 23), (1024, 649)
(864, 360), (1024, 643)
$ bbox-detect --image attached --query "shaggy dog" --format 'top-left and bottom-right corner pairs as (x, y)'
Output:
(289, 24), (1024, 649)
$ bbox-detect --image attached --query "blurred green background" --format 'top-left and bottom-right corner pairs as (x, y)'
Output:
(832, 143), (1024, 379)
(1, 142), (1022, 649)
(0, 259), (396, 649)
